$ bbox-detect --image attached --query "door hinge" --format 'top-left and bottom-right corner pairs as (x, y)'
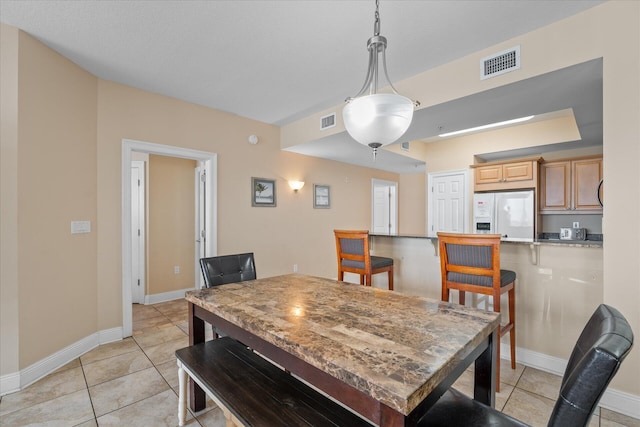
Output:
(137, 279), (140, 287)
(138, 179), (140, 186)
(138, 229), (140, 236)
(201, 172), (206, 182)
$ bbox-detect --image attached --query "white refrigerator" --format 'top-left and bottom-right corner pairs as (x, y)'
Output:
(473, 190), (535, 242)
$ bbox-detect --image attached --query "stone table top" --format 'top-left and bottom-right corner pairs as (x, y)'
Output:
(185, 274), (500, 416)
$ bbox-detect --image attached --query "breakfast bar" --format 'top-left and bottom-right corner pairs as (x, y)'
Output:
(186, 274), (500, 426)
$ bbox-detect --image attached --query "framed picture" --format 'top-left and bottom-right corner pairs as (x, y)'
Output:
(252, 177), (276, 207)
(313, 184), (330, 209)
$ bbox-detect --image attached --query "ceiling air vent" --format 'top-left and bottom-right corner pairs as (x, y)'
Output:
(320, 113), (336, 130)
(480, 46), (520, 80)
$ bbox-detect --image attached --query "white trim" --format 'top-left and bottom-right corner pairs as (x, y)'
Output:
(122, 139), (217, 338)
(144, 287), (197, 305)
(0, 371), (20, 396)
(0, 327), (123, 396)
(501, 343), (640, 419)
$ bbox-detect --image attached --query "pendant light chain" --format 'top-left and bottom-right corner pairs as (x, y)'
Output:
(374, 0), (380, 36)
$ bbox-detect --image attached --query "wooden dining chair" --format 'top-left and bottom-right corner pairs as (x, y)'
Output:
(437, 232), (516, 392)
(418, 304), (634, 427)
(334, 229), (394, 290)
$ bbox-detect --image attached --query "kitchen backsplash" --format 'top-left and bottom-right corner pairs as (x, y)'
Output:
(538, 214), (603, 234)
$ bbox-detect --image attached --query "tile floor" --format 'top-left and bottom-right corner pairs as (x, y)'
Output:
(1, 298), (638, 426)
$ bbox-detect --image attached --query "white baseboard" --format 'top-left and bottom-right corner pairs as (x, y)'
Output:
(502, 343), (639, 419)
(144, 287), (196, 305)
(0, 326), (123, 396)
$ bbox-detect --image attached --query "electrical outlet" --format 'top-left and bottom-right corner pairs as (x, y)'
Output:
(293, 264), (298, 273)
(573, 221), (580, 228)
(174, 265), (180, 274)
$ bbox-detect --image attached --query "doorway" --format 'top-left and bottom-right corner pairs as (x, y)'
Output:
(371, 179), (398, 235)
(122, 139), (217, 338)
(427, 169), (470, 237)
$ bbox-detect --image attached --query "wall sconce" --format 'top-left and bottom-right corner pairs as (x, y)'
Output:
(248, 135), (259, 145)
(289, 181), (305, 192)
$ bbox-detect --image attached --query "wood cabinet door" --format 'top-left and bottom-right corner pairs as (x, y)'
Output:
(475, 164), (503, 185)
(573, 158), (602, 210)
(540, 161), (570, 211)
(503, 161), (533, 182)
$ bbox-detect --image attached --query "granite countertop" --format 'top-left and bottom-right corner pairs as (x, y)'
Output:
(185, 274), (500, 416)
(370, 233), (603, 247)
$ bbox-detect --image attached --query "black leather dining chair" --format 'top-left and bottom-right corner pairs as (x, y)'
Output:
(199, 253), (256, 337)
(417, 304), (634, 427)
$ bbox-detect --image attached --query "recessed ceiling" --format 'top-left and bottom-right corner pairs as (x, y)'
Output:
(0, 0), (604, 173)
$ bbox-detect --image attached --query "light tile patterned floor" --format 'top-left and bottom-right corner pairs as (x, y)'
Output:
(1, 299), (638, 426)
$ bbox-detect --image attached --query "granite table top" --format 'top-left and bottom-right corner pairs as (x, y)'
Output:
(185, 274), (500, 416)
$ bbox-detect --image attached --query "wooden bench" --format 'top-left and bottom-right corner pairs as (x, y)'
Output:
(176, 337), (373, 426)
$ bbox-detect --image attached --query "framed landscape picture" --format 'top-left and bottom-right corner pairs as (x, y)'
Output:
(313, 184), (330, 209)
(252, 177), (276, 207)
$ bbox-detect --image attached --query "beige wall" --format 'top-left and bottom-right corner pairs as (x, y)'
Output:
(0, 26), (99, 370)
(398, 173), (426, 235)
(1, 24), (20, 377)
(283, 1), (640, 396)
(147, 155), (197, 295)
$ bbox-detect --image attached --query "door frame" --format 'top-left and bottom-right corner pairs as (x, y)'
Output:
(121, 139), (217, 338)
(427, 169), (470, 237)
(130, 160), (146, 304)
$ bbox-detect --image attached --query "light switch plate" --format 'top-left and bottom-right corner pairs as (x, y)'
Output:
(573, 221), (580, 228)
(71, 221), (91, 234)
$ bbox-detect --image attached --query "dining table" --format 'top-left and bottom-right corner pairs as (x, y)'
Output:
(185, 274), (501, 426)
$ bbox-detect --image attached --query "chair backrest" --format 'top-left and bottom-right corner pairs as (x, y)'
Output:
(334, 229), (371, 271)
(437, 232), (502, 289)
(547, 304), (634, 427)
(199, 253), (256, 288)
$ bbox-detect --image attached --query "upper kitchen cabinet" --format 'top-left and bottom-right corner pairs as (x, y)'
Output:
(472, 157), (542, 192)
(539, 156), (603, 214)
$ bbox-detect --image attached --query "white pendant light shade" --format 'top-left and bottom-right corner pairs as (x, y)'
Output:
(343, 0), (419, 158)
(343, 93), (414, 147)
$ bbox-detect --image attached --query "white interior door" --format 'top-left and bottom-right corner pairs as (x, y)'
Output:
(428, 170), (469, 236)
(131, 161), (146, 304)
(194, 164), (206, 289)
(372, 179), (397, 234)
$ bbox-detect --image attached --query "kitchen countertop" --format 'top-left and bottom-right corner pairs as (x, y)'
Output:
(370, 233), (603, 248)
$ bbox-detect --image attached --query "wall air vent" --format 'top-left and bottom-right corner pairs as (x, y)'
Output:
(320, 113), (336, 130)
(401, 141), (410, 151)
(480, 45), (520, 80)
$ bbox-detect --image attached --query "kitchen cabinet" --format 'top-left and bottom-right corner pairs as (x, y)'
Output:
(539, 157), (602, 213)
(472, 158), (541, 192)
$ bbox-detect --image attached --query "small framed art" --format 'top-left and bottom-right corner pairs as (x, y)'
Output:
(252, 177), (276, 207)
(313, 184), (330, 209)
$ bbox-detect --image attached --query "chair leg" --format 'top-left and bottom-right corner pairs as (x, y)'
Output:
(365, 273), (372, 286)
(509, 285), (516, 369)
(458, 290), (465, 306)
(360, 274), (365, 286)
(496, 336), (501, 393)
(338, 270), (344, 281)
(493, 290), (502, 393)
(442, 285), (450, 303)
(387, 269), (393, 291)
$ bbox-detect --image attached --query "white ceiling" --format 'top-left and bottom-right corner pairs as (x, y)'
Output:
(0, 0), (604, 173)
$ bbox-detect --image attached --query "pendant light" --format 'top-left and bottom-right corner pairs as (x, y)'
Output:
(343, 0), (420, 159)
